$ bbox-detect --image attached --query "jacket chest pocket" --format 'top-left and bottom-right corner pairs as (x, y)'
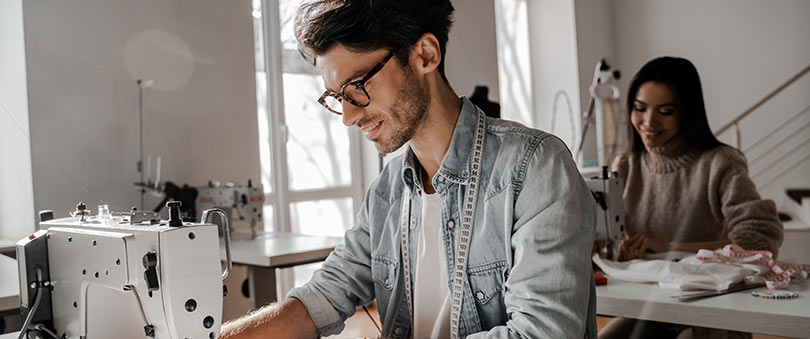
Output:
(467, 261), (508, 330)
(372, 255), (399, 291)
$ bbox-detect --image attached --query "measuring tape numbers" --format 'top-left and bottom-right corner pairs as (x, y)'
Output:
(399, 107), (487, 339)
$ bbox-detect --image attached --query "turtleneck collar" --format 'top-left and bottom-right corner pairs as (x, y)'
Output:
(642, 134), (700, 173)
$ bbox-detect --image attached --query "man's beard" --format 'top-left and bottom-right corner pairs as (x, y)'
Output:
(373, 67), (429, 154)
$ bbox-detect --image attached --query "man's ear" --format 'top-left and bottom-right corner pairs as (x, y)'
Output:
(409, 33), (442, 77)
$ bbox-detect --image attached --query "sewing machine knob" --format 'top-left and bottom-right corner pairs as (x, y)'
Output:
(143, 251), (157, 269)
(167, 201), (183, 227)
(71, 202), (90, 221)
(144, 271), (159, 291)
(142, 251), (160, 291)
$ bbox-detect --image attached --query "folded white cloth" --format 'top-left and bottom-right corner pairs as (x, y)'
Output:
(592, 253), (770, 291)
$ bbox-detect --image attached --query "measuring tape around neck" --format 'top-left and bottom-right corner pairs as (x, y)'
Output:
(399, 107), (487, 339)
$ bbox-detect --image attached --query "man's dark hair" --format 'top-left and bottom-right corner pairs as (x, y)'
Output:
(625, 56), (725, 153)
(295, 0), (455, 81)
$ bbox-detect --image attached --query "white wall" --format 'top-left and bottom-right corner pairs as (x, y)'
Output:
(493, 0), (595, 159)
(0, 0), (36, 239)
(611, 0), (810, 204)
(493, 0), (583, 144)
(573, 0), (619, 166)
(528, 0), (582, 148)
(446, 0), (501, 103)
(23, 0), (260, 220)
(494, 0), (533, 125)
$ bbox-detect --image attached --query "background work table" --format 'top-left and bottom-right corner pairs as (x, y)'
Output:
(596, 279), (810, 338)
(222, 232), (343, 310)
(0, 255), (19, 314)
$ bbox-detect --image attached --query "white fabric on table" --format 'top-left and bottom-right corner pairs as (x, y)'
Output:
(592, 253), (770, 291)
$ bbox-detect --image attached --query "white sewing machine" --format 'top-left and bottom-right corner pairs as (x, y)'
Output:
(196, 182), (264, 238)
(585, 166), (625, 259)
(15, 202), (232, 339)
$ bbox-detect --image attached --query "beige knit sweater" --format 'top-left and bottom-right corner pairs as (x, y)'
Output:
(612, 135), (783, 255)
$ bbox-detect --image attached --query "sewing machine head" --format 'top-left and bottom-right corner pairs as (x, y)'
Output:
(196, 182), (264, 236)
(16, 202), (232, 339)
(585, 166), (626, 259)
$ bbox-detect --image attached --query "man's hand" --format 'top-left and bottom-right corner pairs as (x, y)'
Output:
(219, 297), (318, 339)
(617, 234), (670, 261)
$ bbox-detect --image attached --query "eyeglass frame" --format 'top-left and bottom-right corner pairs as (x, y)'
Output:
(317, 51), (395, 115)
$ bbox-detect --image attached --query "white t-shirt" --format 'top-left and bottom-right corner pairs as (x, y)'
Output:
(412, 192), (451, 339)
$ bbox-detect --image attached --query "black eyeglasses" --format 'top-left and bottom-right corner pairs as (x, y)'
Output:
(318, 52), (394, 115)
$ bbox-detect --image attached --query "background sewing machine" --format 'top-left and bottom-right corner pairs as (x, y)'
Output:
(137, 180), (264, 238)
(585, 166), (625, 259)
(15, 202), (232, 339)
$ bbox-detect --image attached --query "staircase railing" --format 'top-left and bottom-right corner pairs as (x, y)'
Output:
(747, 104), (810, 188)
(712, 63), (810, 188)
(714, 63), (810, 149)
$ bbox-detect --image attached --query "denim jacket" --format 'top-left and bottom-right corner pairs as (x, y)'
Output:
(289, 98), (597, 338)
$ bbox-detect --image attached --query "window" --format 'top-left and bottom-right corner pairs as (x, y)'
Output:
(252, 0), (366, 289)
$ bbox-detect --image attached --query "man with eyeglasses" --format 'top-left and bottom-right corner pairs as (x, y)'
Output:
(221, 1), (596, 338)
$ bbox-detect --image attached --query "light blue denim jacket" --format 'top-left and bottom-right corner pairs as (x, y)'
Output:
(289, 98), (597, 338)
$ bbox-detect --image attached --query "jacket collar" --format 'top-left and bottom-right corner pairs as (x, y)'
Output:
(401, 97), (480, 190)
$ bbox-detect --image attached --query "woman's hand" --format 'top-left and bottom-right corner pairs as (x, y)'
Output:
(617, 234), (670, 261)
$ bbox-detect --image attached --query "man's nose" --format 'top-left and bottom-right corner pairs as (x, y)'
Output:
(341, 102), (364, 127)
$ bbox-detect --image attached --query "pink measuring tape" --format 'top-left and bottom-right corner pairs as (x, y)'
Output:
(696, 244), (810, 290)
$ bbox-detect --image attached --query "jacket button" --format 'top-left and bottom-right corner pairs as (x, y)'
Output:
(394, 327), (403, 335)
(437, 176), (445, 183)
(476, 291), (485, 301)
(410, 219), (416, 228)
(447, 220), (455, 228)
(384, 279), (391, 288)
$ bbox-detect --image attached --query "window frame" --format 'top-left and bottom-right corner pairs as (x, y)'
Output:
(256, 0), (365, 235)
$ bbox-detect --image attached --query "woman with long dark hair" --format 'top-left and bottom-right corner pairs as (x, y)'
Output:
(599, 56), (783, 339)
